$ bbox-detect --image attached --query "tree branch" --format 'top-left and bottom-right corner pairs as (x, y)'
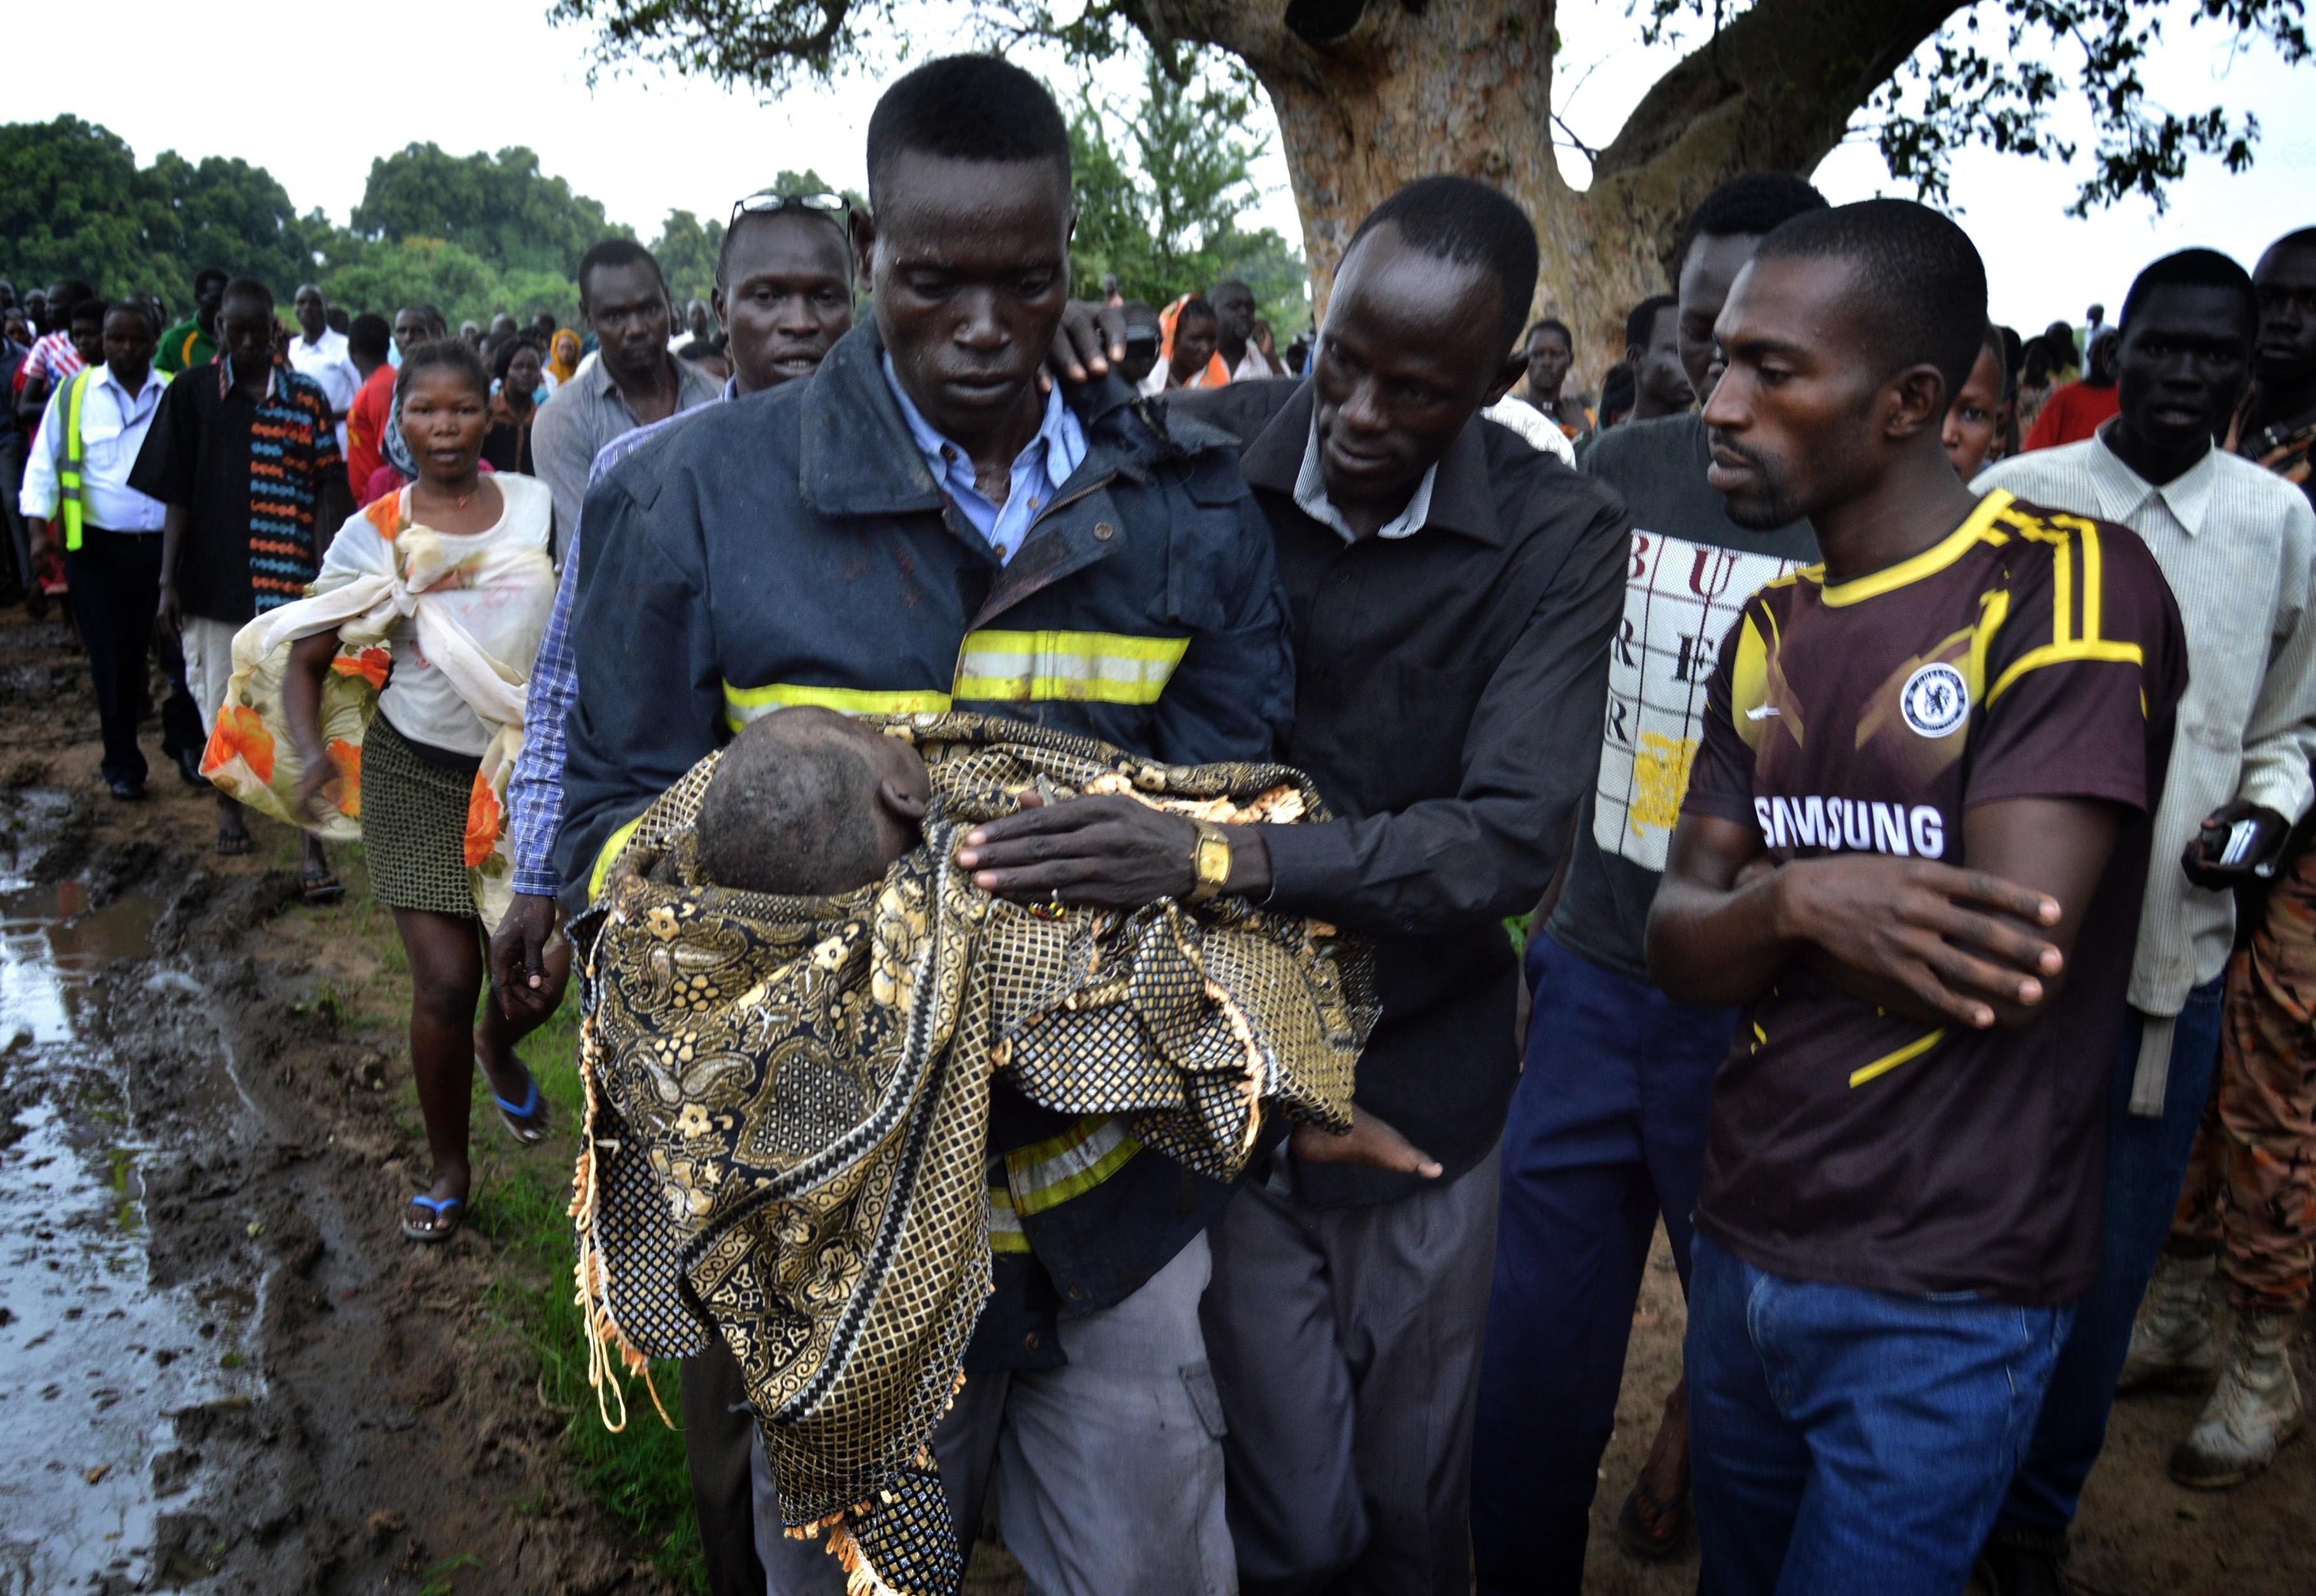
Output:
(1592, 0), (1966, 183)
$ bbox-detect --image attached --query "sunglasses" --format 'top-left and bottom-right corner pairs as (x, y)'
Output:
(729, 190), (852, 229)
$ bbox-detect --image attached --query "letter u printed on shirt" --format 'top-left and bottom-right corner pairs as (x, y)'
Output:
(1591, 532), (1799, 872)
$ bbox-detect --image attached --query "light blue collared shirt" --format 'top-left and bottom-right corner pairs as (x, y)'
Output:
(882, 354), (1087, 564)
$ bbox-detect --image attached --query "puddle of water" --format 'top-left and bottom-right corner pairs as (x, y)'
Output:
(0, 880), (251, 1590)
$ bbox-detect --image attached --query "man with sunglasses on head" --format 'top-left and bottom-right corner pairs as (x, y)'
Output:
(548, 53), (1290, 1596)
(490, 185), (860, 1596)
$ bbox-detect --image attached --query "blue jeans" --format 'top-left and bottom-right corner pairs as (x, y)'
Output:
(1470, 936), (1732, 1595)
(1686, 1234), (2073, 1596)
(1994, 978), (2227, 1540)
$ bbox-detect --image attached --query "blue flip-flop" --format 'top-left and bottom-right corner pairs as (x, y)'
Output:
(400, 1193), (464, 1244)
(494, 1072), (550, 1146)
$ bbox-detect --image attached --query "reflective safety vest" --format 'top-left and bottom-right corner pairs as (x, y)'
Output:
(56, 366), (169, 552)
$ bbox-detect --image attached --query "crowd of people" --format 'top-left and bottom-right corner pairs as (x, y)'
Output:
(8, 46), (2316, 1596)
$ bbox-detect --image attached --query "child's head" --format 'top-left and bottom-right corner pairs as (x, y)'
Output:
(696, 708), (931, 895)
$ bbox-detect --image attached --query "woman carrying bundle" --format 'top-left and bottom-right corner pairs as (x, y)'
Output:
(273, 338), (566, 1239)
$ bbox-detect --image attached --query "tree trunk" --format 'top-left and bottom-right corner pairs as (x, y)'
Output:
(1146, 0), (1965, 385)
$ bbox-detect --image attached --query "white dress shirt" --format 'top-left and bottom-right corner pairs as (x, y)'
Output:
(18, 362), (170, 532)
(288, 327), (360, 451)
(1979, 425), (2316, 1111)
(1293, 417), (1438, 543)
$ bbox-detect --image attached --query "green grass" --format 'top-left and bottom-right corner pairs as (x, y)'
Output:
(284, 811), (708, 1593)
(467, 993), (708, 1593)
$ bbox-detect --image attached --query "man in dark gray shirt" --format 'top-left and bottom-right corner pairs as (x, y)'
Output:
(529, 239), (724, 541)
(1469, 173), (1827, 1595)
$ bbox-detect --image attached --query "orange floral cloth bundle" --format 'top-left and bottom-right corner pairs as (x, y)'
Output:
(200, 482), (556, 928)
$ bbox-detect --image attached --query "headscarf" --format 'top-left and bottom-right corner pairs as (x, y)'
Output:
(546, 327), (582, 385)
(1157, 294), (1230, 390)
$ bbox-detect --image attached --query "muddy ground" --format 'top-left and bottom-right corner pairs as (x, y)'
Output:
(3, 602), (2311, 1595)
(1, 608), (669, 1595)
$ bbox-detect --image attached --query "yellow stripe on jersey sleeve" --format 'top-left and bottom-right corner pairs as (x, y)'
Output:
(1985, 640), (2145, 707)
(2079, 524), (2103, 643)
(1966, 588), (2011, 705)
(1984, 517), (2140, 706)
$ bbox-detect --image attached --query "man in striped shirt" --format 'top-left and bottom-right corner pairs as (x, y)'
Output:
(1973, 249), (2316, 1593)
(11, 280), (94, 436)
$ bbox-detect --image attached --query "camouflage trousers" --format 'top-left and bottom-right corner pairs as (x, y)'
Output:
(2173, 842), (2316, 1313)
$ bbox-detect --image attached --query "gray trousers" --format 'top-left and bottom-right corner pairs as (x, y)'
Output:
(1201, 1142), (1501, 1596)
(683, 1340), (768, 1596)
(755, 1231), (1235, 1595)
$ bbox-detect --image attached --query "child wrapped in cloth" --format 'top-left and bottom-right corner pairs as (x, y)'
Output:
(571, 709), (1378, 1596)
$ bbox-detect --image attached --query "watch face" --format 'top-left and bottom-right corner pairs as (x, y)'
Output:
(1196, 830), (1232, 888)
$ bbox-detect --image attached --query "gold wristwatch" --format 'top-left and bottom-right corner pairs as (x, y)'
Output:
(1187, 821), (1233, 904)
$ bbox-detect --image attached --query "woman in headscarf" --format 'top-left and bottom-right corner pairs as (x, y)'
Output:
(482, 338), (545, 475)
(1140, 294), (1225, 396)
(544, 326), (582, 388)
(260, 338), (564, 1241)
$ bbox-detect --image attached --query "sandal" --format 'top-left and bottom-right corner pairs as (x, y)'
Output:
(1615, 1471), (1694, 1562)
(301, 866), (345, 905)
(215, 827), (254, 857)
(399, 1193), (464, 1243)
(493, 1071), (550, 1146)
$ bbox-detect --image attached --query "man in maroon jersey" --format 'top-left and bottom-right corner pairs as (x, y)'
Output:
(1645, 199), (2189, 1595)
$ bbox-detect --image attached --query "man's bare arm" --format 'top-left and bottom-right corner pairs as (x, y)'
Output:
(1647, 811), (2070, 1031)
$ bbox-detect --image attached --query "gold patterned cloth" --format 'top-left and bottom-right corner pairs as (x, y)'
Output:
(571, 713), (1371, 1595)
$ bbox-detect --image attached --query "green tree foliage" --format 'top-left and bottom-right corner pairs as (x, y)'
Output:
(650, 210), (724, 306)
(1066, 59), (1306, 336)
(0, 117), (626, 329)
(549, 0), (2313, 322)
(148, 151), (318, 291)
(649, 169), (862, 306)
(313, 238), (505, 325)
(0, 117), (174, 297)
(350, 143), (624, 275)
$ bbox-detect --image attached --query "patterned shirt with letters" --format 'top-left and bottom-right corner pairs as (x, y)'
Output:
(1681, 488), (2187, 1303)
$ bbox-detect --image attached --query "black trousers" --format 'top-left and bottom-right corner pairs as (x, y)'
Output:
(682, 1339), (768, 1596)
(63, 529), (203, 787)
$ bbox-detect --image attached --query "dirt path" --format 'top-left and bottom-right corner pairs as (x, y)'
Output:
(6, 604), (2312, 1595)
(0, 609), (669, 1595)
(1578, 1215), (2315, 1591)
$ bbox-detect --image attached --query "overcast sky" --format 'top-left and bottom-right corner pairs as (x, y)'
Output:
(11, 0), (2309, 330)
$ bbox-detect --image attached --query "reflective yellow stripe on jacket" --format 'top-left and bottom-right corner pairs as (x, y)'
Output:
(952, 630), (1189, 706)
(59, 369), (90, 552)
(721, 681), (954, 733)
(1005, 1113), (1142, 1217)
(717, 631), (1189, 734)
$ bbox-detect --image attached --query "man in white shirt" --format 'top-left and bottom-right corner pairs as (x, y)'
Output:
(287, 283), (359, 453)
(1973, 248), (2316, 1593)
(21, 299), (203, 798)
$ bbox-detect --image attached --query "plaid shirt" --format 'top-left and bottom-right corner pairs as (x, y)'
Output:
(507, 380), (734, 899)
